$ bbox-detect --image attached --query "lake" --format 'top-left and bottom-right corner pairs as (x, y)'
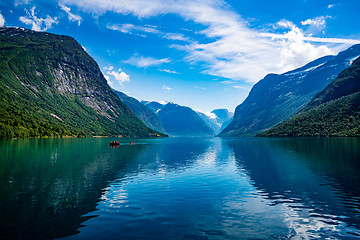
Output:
(0, 137), (359, 239)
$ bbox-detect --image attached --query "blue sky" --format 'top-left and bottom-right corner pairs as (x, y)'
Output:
(1, 0), (360, 113)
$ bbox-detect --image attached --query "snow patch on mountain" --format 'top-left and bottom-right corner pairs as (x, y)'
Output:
(285, 62), (326, 76)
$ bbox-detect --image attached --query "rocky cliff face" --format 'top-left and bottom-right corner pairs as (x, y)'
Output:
(0, 27), (162, 138)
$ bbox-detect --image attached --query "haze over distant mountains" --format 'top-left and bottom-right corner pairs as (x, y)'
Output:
(157, 103), (214, 137)
(220, 44), (360, 137)
(140, 101), (233, 137)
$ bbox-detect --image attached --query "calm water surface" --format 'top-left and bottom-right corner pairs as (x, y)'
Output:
(0, 137), (359, 239)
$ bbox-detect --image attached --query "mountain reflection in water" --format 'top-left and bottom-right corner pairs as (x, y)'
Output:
(0, 137), (359, 239)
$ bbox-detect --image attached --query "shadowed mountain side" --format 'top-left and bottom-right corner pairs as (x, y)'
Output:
(220, 44), (360, 137)
(197, 111), (221, 135)
(157, 103), (215, 137)
(113, 90), (166, 134)
(260, 57), (360, 137)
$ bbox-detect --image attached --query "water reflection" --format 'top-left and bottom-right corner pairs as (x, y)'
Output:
(1, 137), (360, 239)
(0, 138), (148, 239)
(227, 137), (360, 238)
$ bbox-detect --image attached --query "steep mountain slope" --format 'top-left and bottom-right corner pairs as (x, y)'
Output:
(211, 109), (234, 133)
(220, 44), (360, 136)
(197, 109), (234, 135)
(113, 90), (166, 133)
(219, 117), (233, 133)
(212, 109), (233, 122)
(197, 111), (221, 134)
(259, 57), (360, 137)
(0, 27), (163, 138)
(157, 103), (215, 137)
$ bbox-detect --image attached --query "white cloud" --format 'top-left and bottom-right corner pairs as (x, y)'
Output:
(256, 20), (334, 72)
(231, 85), (251, 90)
(108, 71), (130, 84)
(328, 4), (334, 8)
(108, 23), (160, 34)
(63, 0), (360, 83)
(59, 3), (82, 26)
(260, 32), (360, 45)
(19, 7), (58, 31)
(103, 66), (130, 87)
(14, 0), (31, 6)
(220, 80), (235, 84)
(108, 23), (190, 42)
(194, 86), (206, 90)
(103, 65), (114, 71)
(300, 16), (332, 35)
(162, 85), (173, 91)
(62, 0), (173, 17)
(159, 69), (180, 74)
(202, 111), (217, 119)
(301, 16), (328, 27)
(0, 13), (5, 27)
(124, 54), (170, 68)
(163, 33), (190, 41)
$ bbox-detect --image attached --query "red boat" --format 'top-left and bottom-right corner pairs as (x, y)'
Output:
(109, 141), (120, 146)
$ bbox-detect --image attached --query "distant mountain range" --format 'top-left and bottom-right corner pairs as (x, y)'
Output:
(0, 27), (164, 138)
(3, 27), (357, 139)
(141, 100), (233, 136)
(114, 90), (166, 134)
(259, 56), (360, 137)
(220, 44), (360, 137)
(212, 109), (234, 133)
(157, 103), (215, 137)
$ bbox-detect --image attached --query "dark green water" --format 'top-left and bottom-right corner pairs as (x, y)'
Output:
(0, 137), (359, 239)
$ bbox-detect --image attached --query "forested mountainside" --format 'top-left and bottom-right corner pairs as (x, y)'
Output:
(0, 27), (164, 138)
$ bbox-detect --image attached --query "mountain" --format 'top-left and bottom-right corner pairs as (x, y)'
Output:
(197, 109), (234, 135)
(211, 109), (234, 133)
(212, 109), (233, 123)
(113, 90), (166, 134)
(141, 101), (165, 113)
(259, 56), (360, 137)
(157, 103), (215, 137)
(220, 44), (360, 137)
(197, 111), (221, 134)
(0, 27), (164, 138)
